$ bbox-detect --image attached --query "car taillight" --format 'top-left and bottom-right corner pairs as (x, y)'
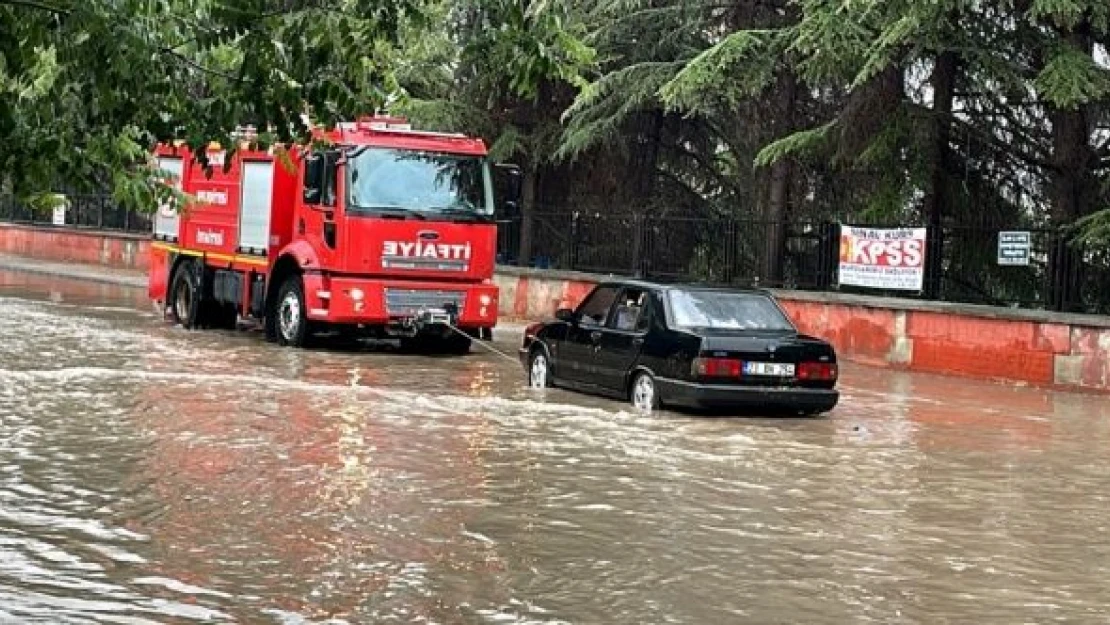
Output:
(692, 357), (742, 378)
(797, 362), (838, 381)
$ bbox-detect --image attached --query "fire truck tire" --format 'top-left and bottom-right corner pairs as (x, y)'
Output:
(169, 261), (202, 330)
(273, 275), (312, 347)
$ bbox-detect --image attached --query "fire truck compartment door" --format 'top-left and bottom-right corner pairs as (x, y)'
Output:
(239, 160), (274, 252)
(154, 156), (184, 240)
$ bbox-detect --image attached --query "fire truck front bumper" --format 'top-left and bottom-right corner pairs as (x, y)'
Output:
(302, 275), (499, 329)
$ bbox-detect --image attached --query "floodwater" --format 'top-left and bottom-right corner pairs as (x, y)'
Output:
(2, 268), (1110, 624)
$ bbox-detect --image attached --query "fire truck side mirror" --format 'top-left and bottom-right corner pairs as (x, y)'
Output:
(321, 150), (340, 208)
(496, 164), (523, 217)
(303, 153), (324, 205)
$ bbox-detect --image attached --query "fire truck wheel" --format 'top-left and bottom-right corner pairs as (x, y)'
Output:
(169, 261), (201, 330)
(274, 275), (310, 347)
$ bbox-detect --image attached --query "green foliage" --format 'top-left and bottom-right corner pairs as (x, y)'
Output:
(788, 0), (872, 84)
(1, 0), (420, 211)
(1028, 0), (1110, 31)
(392, 0), (595, 171)
(558, 61), (683, 160)
(754, 121), (836, 168)
(1034, 42), (1110, 109)
(1070, 204), (1110, 246)
(659, 30), (779, 115)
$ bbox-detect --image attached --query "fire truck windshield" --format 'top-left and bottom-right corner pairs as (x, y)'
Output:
(346, 147), (494, 220)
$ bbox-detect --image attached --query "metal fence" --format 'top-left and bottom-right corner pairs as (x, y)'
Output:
(498, 213), (837, 287)
(0, 194), (152, 234)
(498, 212), (1110, 316)
(3, 193), (1108, 315)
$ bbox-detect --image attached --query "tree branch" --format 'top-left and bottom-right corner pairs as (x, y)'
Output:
(0, 0), (69, 14)
(952, 117), (1057, 172)
(161, 48), (242, 82)
(660, 143), (743, 194)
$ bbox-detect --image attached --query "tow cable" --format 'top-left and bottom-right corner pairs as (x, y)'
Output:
(418, 305), (520, 365)
(443, 322), (521, 364)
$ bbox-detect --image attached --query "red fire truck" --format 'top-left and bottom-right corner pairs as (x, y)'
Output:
(147, 116), (520, 353)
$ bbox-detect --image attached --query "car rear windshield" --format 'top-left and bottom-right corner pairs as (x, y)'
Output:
(667, 290), (794, 331)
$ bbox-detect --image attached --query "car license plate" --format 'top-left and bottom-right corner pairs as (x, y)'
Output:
(743, 362), (795, 377)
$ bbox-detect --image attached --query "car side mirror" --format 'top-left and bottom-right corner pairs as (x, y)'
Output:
(555, 308), (575, 323)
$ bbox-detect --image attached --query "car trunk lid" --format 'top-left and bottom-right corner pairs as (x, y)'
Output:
(693, 331), (836, 387)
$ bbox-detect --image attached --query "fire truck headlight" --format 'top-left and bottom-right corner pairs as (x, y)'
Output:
(349, 288), (365, 302)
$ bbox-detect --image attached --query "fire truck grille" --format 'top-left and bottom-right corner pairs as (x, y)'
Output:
(382, 257), (469, 272)
(384, 289), (467, 317)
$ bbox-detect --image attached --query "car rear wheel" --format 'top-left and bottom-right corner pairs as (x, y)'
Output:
(528, 349), (551, 389)
(630, 371), (660, 412)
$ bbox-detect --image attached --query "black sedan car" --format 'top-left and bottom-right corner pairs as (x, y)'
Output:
(519, 279), (839, 415)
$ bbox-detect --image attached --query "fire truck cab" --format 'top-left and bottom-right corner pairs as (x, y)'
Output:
(147, 116), (520, 353)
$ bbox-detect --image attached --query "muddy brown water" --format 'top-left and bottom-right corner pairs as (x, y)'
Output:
(2, 268), (1110, 623)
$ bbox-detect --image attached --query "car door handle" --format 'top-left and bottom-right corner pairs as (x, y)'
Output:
(632, 337), (644, 346)
(590, 331), (602, 342)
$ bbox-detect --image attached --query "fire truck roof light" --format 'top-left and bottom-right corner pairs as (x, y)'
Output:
(368, 121), (412, 131)
(341, 118), (470, 140)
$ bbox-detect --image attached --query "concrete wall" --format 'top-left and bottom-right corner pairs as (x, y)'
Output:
(0, 223), (150, 271)
(5, 223), (1109, 393)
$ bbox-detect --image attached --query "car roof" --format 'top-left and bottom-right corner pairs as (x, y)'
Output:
(594, 278), (775, 297)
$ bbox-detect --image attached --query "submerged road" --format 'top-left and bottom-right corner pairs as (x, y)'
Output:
(2, 267), (1110, 623)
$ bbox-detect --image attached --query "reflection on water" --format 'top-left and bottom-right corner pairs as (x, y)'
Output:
(2, 270), (1110, 623)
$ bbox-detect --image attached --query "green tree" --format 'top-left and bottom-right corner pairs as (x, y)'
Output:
(394, 0), (595, 264)
(0, 0), (418, 211)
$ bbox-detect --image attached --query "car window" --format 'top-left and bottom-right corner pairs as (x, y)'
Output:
(667, 289), (794, 331)
(636, 294), (655, 333)
(576, 286), (620, 327)
(608, 288), (651, 333)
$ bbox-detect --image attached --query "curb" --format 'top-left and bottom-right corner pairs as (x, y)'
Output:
(0, 257), (146, 289)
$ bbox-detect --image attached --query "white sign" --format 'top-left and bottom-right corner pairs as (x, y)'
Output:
(838, 225), (927, 291)
(998, 231), (1031, 266)
(196, 190), (228, 205)
(196, 229), (225, 246)
(52, 205), (66, 226)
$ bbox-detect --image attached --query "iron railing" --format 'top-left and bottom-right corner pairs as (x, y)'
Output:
(497, 212), (1110, 315)
(4, 194), (1108, 315)
(0, 194), (152, 234)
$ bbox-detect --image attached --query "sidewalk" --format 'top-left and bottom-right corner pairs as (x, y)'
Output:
(0, 254), (146, 289)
